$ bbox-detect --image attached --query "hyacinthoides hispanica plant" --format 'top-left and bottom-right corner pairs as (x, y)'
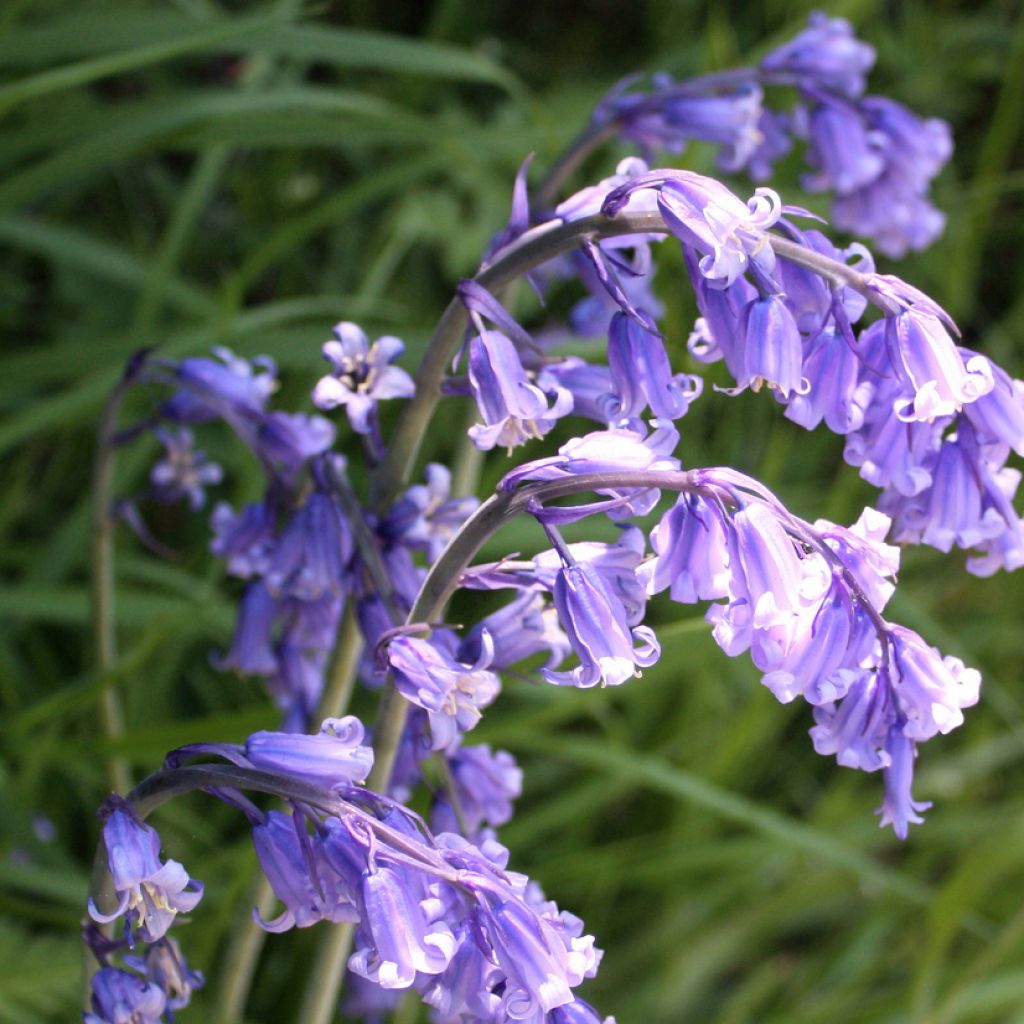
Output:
(83, 14), (1020, 1024)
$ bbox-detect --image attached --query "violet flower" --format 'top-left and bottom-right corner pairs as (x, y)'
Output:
(386, 635), (501, 750)
(88, 797), (203, 943)
(467, 331), (574, 453)
(149, 427), (223, 510)
(312, 322), (415, 434)
(85, 967), (167, 1024)
(543, 560), (660, 688)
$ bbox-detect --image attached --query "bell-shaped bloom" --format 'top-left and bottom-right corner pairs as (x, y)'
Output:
(386, 636), (501, 750)
(459, 590), (572, 672)
(312, 322), (415, 433)
(243, 716), (373, 787)
(759, 11), (876, 97)
(162, 347), (277, 424)
(960, 355), (1024, 456)
(531, 527), (648, 625)
(85, 967), (167, 1024)
(430, 743), (523, 836)
(740, 294), (807, 398)
(349, 863), (457, 989)
(217, 580), (279, 676)
(381, 463), (479, 563)
(251, 810), (360, 932)
(886, 309), (994, 422)
(128, 936), (204, 1013)
(785, 325), (869, 434)
(500, 423), (681, 521)
(603, 312), (702, 421)
(810, 665), (895, 773)
(641, 492), (731, 604)
(468, 880), (584, 1019)
(602, 169), (781, 288)
(467, 331), (573, 452)
(803, 98), (885, 195)
(876, 726), (932, 839)
(264, 491), (353, 600)
(254, 411), (335, 478)
(88, 798), (204, 943)
(417, 922), (503, 1022)
(888, 626), (981, 742)
(543, 561), (660, 688)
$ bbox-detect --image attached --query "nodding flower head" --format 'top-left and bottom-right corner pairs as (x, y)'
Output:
(602, 169), (781, 289)
(466, 331), (573, 453)
(88, 797), (203, 943)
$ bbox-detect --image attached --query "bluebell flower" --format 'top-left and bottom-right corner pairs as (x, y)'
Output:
(467, 331), (574, 453)
(602, 169), (782, 288)
(458, 589), (572, 672)
(253, 410), (335, 478)
(760, 12), (876, 97)
(149, 427), (223, 510)
(641, 492), (731, 603)
(430, 743), (522, 835)
(162, 347), (277, 424)
(380, 463), (479, 563)
(349, 861), (457, 989)
(251, 810), (360, 932)
(263, 490), (353, 600)
(543, 560), (659, 688)
(242, 716), (373, 787)
(124, 936), (204, 1014)
(739, 293), (807, 399)
(603, 312), (702, 421)
(88, 797), (203, 943)
(217, 581), (279, 677)
(531, 527), (649, 625)
(885, 308), (993, 422)
(876, 725), (932, 839)
(311, 322), (415, 434)
(386, 636), (501, 750)
(85, 967), (167, 1024)
(209, 499), (276, 579)
(802, 97), (885, 195)
(593, 75), (763, 170)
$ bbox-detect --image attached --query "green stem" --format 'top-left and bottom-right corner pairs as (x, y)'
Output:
(91, 378), (134, 798)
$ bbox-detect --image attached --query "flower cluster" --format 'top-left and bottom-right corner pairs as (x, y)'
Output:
(82, 13), (1023, 1024)
(592, 12), (951, 257)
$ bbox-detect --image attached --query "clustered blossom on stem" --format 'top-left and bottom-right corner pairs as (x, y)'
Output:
(590, 12), (951, 257)
(85, 13), (1024, 1023)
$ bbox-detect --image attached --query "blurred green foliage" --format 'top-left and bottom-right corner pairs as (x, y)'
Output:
(2, 1), (1024, 1022)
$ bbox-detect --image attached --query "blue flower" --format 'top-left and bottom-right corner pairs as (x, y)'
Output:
(386, 636), (501, 750)
(312, 322), (415, 434)
(760, 12), (876, 97)
(543, 561), (659, 688)
(85, 967), (167, 1024)
(162, 347), (277, 424)
(466, 331), (573, 452)
(243, 716), (373, 788)
(149, 427), (223, 510)
(604, 312), (702, 421)
(88, 797), (203, 943)
(602, 170), (782, 289)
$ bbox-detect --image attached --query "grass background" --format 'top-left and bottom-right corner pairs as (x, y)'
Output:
(2, 1), (1024, 1021)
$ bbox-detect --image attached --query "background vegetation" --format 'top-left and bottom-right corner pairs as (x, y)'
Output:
(2, 1), (1024, 1021)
